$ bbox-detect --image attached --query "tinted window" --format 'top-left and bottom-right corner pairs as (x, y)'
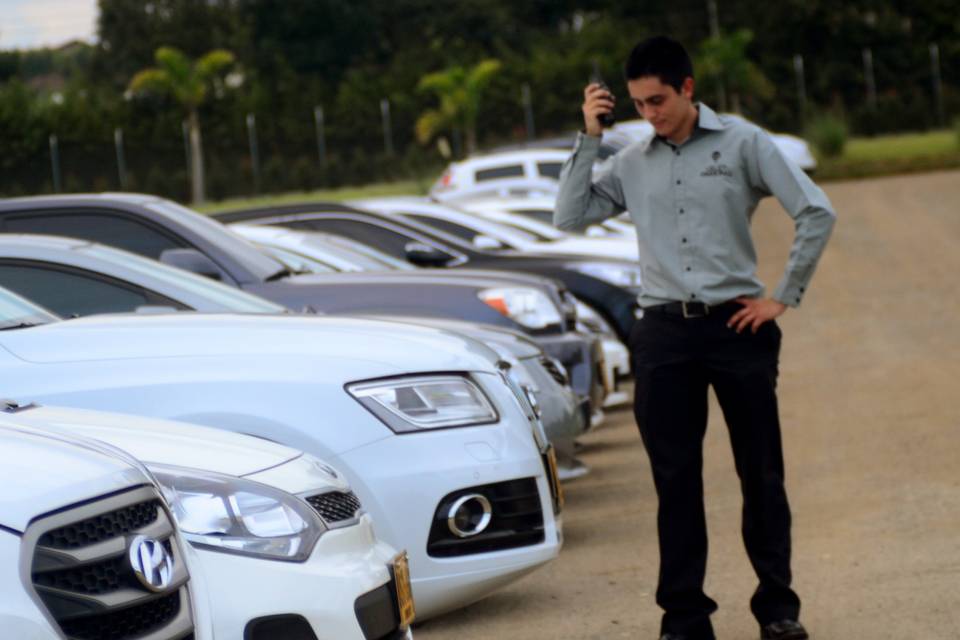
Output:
(0, 262), (187, 317)
(511, 209), (554, 225)
(404, 215), (478, 241)
(475, 165), (524, 182)
(286, 219), (424, 259)
(3, 212), (186, 259)
(537, 162), (563, 179)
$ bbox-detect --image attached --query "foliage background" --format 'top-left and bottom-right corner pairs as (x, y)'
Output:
(1, 0), (958, 200)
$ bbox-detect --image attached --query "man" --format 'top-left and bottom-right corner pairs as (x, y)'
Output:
(554, 36), (835, 640)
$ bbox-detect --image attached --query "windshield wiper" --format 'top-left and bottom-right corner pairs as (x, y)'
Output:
(0, 322), (44, 331)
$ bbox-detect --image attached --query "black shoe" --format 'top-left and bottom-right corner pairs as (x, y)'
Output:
(760, 619), (808, 640)
(659, 635), (687, 640)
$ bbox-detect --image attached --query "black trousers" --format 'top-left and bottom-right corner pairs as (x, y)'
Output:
(630, 305), (800, 639)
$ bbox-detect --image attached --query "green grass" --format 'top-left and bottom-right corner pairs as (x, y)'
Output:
(817, 129), (960, 182)
(195, 179), (426, 214)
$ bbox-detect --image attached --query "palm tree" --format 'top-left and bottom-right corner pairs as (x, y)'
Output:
(696, 30), (772, 114)
(128, 47), (235, 204)
(416, 59), (502, 156)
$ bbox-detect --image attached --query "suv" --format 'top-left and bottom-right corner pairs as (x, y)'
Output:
(0, 405), (196, 640)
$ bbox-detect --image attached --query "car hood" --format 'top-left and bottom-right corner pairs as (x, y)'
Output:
(360, 314), (543, 360)
(280, 269), (559, 292)
(0, 419), (152, 532)
(0, 313), (501, 375)
(9, 404), (305, 479)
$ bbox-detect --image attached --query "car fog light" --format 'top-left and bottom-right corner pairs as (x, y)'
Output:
(446, 494), (493, 538)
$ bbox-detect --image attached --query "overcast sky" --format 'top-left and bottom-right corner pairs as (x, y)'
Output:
(0, 0), (98, 50)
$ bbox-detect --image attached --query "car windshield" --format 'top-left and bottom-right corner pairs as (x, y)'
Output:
(145, 200), (289, 282)
(0, 285), (58, 329)
(319, 234), (416, 270)
(84, 244), (287, 314)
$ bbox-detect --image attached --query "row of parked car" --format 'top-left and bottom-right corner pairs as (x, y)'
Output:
(0, 144), (647, 639)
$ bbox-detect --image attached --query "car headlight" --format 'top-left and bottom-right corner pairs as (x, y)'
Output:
(149, 464), (324, 562)
(575, 299), (617, 337)
(568, 262), (643, 288)
(347, 374), (498, 433)
(478, 287), (563, 329)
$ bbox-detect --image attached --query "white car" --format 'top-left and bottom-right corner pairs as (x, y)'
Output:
(10, 403), (413, 640)
(0, 286), (563, 620)
(0, 409), (198, 640)
(430, 148), (569, 201)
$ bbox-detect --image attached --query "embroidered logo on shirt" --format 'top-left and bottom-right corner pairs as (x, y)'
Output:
(701, 150), (733, 177)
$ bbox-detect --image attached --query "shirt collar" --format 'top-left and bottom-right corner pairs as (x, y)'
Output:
(650, 102), (724, 151)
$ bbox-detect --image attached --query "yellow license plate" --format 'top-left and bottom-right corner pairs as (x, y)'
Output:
(392, 552), (416, 628)
(546, 446), (565, 510)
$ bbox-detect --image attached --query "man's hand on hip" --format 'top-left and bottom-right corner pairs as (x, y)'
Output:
(727, 297), (787, 334)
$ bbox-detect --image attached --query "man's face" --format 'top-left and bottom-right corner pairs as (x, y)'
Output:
(627, 75), (695, 140)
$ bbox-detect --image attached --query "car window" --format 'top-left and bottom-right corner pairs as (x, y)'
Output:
(475, 165), (524, 182)
(0, 261), (189, 317)
(510, 209), (555, 225)
(2, 212), (186, 259)
(285, 219), (425, 259)
(536, 162), (563, 179)
(319, 235), (415, 270)
(83, 245), (286, 314)
(403, 215), (479, 241)
(259, 244), (339, 273)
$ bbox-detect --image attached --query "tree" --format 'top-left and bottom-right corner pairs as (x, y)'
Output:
(696, 29), (773, 115)
(416, 59), (502, 156)
(128, 47), (234, 203)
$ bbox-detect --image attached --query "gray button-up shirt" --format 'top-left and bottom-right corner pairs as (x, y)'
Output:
(554, 104), (836, 308)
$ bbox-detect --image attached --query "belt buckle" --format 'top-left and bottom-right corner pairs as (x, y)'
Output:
(681, 301), (708, 318)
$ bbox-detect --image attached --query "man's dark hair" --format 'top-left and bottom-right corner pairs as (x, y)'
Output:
(623, 36), (694, 92)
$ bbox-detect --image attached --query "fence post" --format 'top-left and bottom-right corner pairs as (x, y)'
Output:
(380, 98), (394, 156)
(930, 43), (944, 127)
(114, 128), (128, 190)
(522, 83), (536, 141)
(181, 120), (192, 190)
(246, 113), (261, 194)
(793, 54), (807, 128)
(49, 134), (62, 193)
(862, 47), (877, 111)
(313, 105), (326, 165)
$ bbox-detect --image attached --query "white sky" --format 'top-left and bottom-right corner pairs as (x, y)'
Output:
(0, 0), (99, 50)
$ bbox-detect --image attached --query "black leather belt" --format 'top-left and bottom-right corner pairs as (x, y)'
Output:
(643, 300), (738, 319)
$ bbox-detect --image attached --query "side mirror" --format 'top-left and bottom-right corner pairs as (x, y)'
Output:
(472, 235), (504, 250)
(404, 242), (454, 267)
(159, 248), (222, 280)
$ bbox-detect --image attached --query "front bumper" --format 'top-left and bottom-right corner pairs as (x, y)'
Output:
(336, 371), (562, 620)
(185, 513), (408, 640)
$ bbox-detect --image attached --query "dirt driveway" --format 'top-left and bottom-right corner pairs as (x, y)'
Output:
(415, 170), (960, 639)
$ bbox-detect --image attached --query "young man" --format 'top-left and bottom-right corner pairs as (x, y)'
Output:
(554, 36), (835, 640)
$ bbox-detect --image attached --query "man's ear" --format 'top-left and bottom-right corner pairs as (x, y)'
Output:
(681, 77), (695, 101)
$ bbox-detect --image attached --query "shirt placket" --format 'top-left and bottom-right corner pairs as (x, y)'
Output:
(672, 144), (697, 301)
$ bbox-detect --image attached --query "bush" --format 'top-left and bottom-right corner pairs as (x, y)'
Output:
(954, 117), (960, 149)
(805, 115), (848, 159)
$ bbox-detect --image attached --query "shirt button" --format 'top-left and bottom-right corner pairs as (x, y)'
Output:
(679, 209), (685, 214)
(686, 267), (691, 272)
(682, 238), (687, 243)
(676, 179), (682, 184)
(800, 286), (806, 292)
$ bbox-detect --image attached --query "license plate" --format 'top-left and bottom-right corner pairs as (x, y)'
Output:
(392, 552), (416, 628)
(545, 446), (565, 511)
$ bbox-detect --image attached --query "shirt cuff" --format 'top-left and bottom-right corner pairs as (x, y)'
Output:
(772, 279), (806, 308)
(574, 131), (603, 153)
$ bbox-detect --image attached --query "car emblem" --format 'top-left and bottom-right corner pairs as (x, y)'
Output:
(712, 151), (721, 162)
(129, 535), (174, 592)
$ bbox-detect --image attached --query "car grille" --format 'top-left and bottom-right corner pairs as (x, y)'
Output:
(539, 356), (568, 386)
(27, 486), (195, 640)
(427, 478), (545, 557)
(305, 490), (362, 525)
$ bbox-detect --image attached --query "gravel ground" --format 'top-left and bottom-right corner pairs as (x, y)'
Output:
(415, 170), (960, 640)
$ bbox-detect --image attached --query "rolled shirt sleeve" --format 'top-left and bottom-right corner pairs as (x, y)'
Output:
(750, 129), (837, 307)
(554, 133), (626, 231)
